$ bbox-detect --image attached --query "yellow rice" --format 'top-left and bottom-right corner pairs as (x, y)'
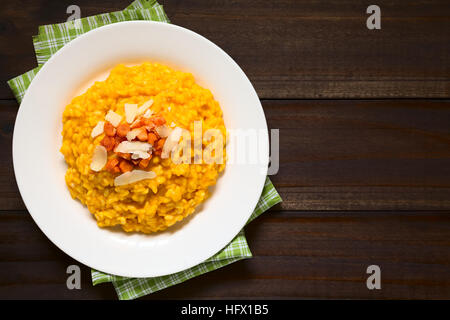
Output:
(60, 63), (226, 233)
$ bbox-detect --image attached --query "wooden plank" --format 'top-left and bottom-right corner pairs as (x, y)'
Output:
(1, 211), (449, 299)
(1, 99), (449, 211)
(0, 0), (448, 99)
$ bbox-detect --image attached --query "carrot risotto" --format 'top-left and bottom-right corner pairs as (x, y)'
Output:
(60, 63), (226, 233)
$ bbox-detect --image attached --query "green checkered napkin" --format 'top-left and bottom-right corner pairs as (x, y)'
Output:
(7, 0), (282, 300)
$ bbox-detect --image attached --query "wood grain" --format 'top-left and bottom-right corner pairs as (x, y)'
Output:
(1, 99), (449, 211)
(266, 99), (450, 210)
(1, 211), (449, 299)
(0, 0), (448, 99)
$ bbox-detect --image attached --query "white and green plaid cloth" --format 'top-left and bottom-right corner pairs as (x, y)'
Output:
(7, 0), (282, 300)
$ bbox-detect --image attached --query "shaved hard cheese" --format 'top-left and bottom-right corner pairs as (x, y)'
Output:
(91, 121), (105, 138)
(90, 145), (107, 172)
(138, 99), (153, 115)
(142, 109), (154, 118)
(124, 104), (138, 124)
(114, 170), (156, 186)
(114, 141), (151, 154)
(105, 110), (122, 127)
(155, 125), (171, 138)
(131, 151), (151, 160)
(161, 127), (182, 159)
(126, 128), (142, 141)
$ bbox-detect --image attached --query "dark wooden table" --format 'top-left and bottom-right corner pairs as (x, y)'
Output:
(0, 0), (449, 299)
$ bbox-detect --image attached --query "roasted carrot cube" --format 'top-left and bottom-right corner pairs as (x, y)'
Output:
(143, 118), (155, 128)
(114, 135), (125, 148)
(150, 115), (166, 126)
(156, 138), (166, 150)
(137, 129), (148, 142)
(130, 119), (144, 129)
(138, 157), (151, 169)
(105, 158), (119, 173)
(100, 136), (115, 151)
(117, 152), (131, 160)
(147, 132), (158, 145)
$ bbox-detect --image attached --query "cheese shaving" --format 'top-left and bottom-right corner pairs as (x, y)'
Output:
(105, 110), (122, 127)
(114, 170), (157, 186)
(124, 104), (138, 124)
(161, 127), (182, 159)
(155, 125), (171, 138)
(90, 145), (107, 172)
(138, 99), (153, 115)
(91, 121), (104, 138)
(131, 151), (151, 160)
(126, 128), (142, 141)
(142, 109), (154, 118)
(114, 141), (151, 153)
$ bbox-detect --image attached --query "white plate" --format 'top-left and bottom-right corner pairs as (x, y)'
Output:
(13, 21), (268, 278)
